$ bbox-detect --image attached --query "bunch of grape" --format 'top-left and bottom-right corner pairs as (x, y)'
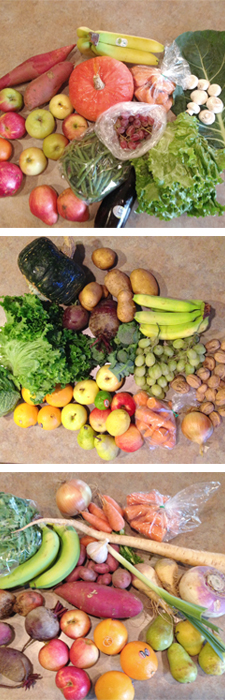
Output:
(134, 334), (206, 399)
(114, 113), (154, 151)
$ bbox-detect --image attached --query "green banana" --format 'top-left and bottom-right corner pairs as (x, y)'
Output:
(77, 26), (164, 53)
(133, 294), (204, 314)
(140, 315), (209, 340)
(135, 309), (201, 326)
(29, 525), (80, 589)
(0, 526), (60, 589)
(90, 41), (159, 65)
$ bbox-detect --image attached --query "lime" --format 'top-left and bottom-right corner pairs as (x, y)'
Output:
(94, 390), (112, 410)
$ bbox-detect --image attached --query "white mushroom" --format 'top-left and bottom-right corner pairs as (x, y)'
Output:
(199, 110), (215, 125)
(184, 74), (199, 90)
(190, 89), (208, 105)
(206, 96), (224, 113)
(186, 109), (194, 116)
(197, 79), (210, 91)
(207, 84), (222, 97)
(187, 102), (201, 114)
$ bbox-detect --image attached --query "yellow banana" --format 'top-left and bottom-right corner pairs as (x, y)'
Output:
(0, 526), (60, 589)
(135, 309), (201, 326)
(29, 525), (80, 589)
(91, 41), (159, 65)
(133, 294), (204, 314)
(77, 26), (164, 53)
(140, 315), (209, 340)
(77, 38), (96, 57)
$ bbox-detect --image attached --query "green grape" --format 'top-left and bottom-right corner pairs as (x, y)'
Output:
(163, 346), (174, 357)
(134, 367), (146, 378)
(153, 345), (164, 356)
(135, 354), (145, 367)
(187, 349), (198, 361)
(157, 376), (168, 388)
(160, 353), (169, 362)
(148, 364), (162, 380)
(185, 363), (195, 375)
(136, 347), (145, 355)
(145, 352), (155, 367)
(165, 372), (174, 382)
(168, 359), (177, 372)
(138, 338), (151, 349)
(159, 361), (169, 375)
(193, 343), (206, 355)
(173, 339), (185, 349)
(177, 359), (186, 372)
(189, 356), (201, 368)
(134, 375), (146, 387)
(151, 384), (165, 398)
(146, 377), (156, 386)
(198, 354), (206, 364)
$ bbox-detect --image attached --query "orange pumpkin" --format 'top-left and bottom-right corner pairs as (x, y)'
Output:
(69, 56), (134, 122)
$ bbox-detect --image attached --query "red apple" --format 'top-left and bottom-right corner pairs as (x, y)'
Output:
(0, 162), (23, 197)
(70, 637), (99, 669)
(89, 407), (111, 433)
(57, 188), (89, 222)
(60, 609), (91, 639)
(0, 112), (26, 139)
(38, 638), (69, 671)
(62, 113), (88, 140)
(29, 185), (58, 225)
(111, 392), (136, 417)
(115, 424), (144, 452)
(0, 87), (23, 112)
(55, 667), (91, 700)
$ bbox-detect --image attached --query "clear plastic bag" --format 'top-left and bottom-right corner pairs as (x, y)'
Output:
(135, 394), (177, 450)
(124, 481), (220, 542)
(0, 492), (41, 575)
(130, 42), (191, 113)
(94, 101), (167, 160)
(159, 41), (191, 89)
(60, 127), (132, 203)
(171, 387), (199, 413)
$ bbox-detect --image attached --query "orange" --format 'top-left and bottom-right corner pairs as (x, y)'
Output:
(95, 671), (134, 700)
(120, 640), (158, 680)
(14, 402), (39, 428)
(45, 384), (73, 407)
(94, 619), (128, 655)
(37, 405), (61, 430)
(21, 387), (40, 405)
(0, 138), (13, 161)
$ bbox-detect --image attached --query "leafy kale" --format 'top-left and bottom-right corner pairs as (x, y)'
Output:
(0, 366), (20, 417)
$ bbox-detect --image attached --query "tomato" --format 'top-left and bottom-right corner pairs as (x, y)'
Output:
(95, 671), (134, 700)
(94, 619), (128, 655)
(37, 405), (61, 430)
(69, 56), (134, 122)
(21, 387), (40, 405)
(14, 402), (39, 428)
(0, 138), (13, 161)
(120, 640), (158, 680)
(45, 384), (73, 407)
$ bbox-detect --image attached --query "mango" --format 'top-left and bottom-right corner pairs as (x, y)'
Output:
(167, 642), (198, 683)
(198, 641), (225, 675)
(146, 613), (173, 651)
(175, 619), (205, 656)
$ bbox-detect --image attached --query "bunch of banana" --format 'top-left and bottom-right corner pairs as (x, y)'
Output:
(134, 294), (210, 340)
(76, 26), (164, 65)
(0, 524), (80, 590)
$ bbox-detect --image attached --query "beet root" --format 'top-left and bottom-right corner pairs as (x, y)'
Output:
(24, 605), (60, 643)
(0, 591), (16, 619)
(0, 622), (14, 646)
(89, 298), (120, 349)
(0, 646), (41, 688)
(13, 590), (44, 617)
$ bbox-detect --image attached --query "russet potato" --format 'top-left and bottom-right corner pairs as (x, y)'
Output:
(130, 268), (159, 296)
(91, 247), (117, 270)
(117, 289), (136, 322)
(78, 281), (102, 311)
(104, 269), (131, 298)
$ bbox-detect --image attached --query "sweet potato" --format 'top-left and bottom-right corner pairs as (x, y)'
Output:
(24, 61), (74, 110)
(54, 581), (143, 618)
(0, 45), (75, 90)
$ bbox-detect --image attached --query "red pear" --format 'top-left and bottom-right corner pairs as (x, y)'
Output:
(29, 184), (58, 225)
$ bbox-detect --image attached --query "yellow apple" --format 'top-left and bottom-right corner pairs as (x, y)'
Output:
(49, 94), (73, 119)
(95, 366), (123, 392)
(61, 403), (87, 430)
(106, 409), (131, 437)
(73, 380), (99, 405)
(19, 147), (47, 175)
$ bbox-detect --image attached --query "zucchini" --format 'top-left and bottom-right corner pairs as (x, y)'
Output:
(17, 237), (87, 304)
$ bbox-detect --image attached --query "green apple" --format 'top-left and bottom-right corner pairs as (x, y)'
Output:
(73, 380), (99, 405)
(61, 403), (87, 430)
(19, 147), (47, 175)
(106, 409), (131, 437)
(49, 93), (73, 119)
(43, 133), (69, 160)
(25, 109), (55, 139)
(94, 434), (120, 461)
(77, 425), (96, 450)
(95, 365), (123, 392)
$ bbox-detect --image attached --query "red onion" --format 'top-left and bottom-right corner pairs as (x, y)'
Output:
(179, 566), (225, 617)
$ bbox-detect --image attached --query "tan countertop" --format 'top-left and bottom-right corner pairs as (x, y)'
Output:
(0, 234), (225, 465)
(0, 471), (224, 700)
(0, 0), (225, 228)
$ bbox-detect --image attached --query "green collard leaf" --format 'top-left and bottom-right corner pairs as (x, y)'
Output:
(172, 30), (225, 149)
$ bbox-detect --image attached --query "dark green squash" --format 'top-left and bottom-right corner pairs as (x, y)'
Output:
(17, 237), (87, 305)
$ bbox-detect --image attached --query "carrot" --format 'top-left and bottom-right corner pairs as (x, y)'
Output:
(150, 427), (170, 445)
(100, 494), (124, 517)
(135, 418), (149, 433)
(133, 390), (148, 407)
(81, 510), (112, 533)
(88, 502), (109, 522)
(101, 496), (125, 531)
(127, 491), (169, 506)
(0, 44), (75, 90)
(130, 519), (166, 542)
(146, 396), (165, 411)
(80, 536), (98, 547)
(24, 61), (74, 110)
(124, 505), (154, 520)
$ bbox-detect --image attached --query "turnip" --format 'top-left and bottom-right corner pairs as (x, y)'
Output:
(0, 647), (41, 688)
(154, 558), (180, 596)
(179, 566), (225, 618)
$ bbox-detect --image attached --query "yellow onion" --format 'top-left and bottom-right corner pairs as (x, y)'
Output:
(56, 479), (92, 516)
(181, 411), (213, 454)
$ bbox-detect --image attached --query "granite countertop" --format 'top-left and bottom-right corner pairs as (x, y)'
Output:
(0, 234), (225, 465)
(0, 0), (225, 228)
(0, 471), (224, 700)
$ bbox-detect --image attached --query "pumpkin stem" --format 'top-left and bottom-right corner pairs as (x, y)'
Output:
(93, 72), (105, 90)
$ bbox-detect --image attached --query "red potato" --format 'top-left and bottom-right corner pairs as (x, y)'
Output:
(111, 568), (132, 589)
(54, 581), (143, 619)
(97, 574), (112, 585)
(94, 563), (110, 574)
(24, 62), (74, 110)
(0, 45), (75, 90)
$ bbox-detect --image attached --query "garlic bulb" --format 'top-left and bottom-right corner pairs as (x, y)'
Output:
(207, 84), (222, 97)
(206, 96), (224, 113)
(86, 539), (109, 563)
(197, 79), (210, 91)
(190, 89), (208, 105)
(187, 102), (201, 114)
(199, 110), (215, 125)
(184, 74), (198, 90)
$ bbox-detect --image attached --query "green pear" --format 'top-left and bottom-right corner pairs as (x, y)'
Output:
(198, 641), (225, 675)
(94, 434), (120, 461)
(77, 424), (96, 450)
(146, 613), (174, 651)
(167, 642), (198, 683)
(175, 619), (205, 656)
